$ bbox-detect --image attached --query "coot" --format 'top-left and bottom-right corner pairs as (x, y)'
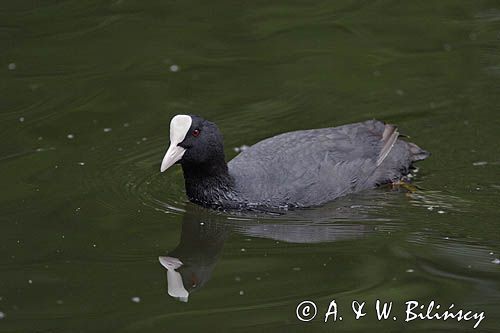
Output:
(160, 115), (429, 210)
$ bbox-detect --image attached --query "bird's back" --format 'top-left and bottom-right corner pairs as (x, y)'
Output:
(228, 120), (428, 208)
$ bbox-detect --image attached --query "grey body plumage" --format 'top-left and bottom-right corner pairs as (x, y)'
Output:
(229, 120), (428, 208)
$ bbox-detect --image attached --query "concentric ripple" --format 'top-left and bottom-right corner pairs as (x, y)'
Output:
(80, 133), (189, 215)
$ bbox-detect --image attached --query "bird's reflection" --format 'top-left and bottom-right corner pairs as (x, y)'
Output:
(159, 207), (229, 302)
(159, 192), (388, 302)
(159, 187), (465, 302)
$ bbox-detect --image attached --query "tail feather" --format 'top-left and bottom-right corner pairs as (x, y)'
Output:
(407, 142), (430, 162)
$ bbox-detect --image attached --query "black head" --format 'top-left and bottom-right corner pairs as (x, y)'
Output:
(160, 115), (226, 173)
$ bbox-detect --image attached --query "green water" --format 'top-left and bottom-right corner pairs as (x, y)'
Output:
(1, 1), (500, 332)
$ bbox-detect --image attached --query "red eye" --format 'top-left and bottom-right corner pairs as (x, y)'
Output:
(192, 129), (200, 137)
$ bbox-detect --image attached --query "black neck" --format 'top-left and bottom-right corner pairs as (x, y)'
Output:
(181, 159), (237, 207)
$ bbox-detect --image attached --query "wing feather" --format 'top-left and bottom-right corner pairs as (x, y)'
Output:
(377, 124), (399, 166)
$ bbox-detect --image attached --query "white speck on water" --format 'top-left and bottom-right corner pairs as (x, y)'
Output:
(67, 134), (74, 139)
(117, 147), (123, 151)
(169, 64), (180, 72)
(437, 210), (445, 214)
(8, 63), (16, 70)
(292, 267), (301, 271)
(77, 162), (85, 166)
(489, 252), (494, 255)
(92, 244), (97, 248)
(141, 137), (147, 141)
(61, 235), (65, 239)
(38, 136), (43, 141)
(56, 300), (64, 305)
(103, 128), (112, 132)
(239, 290), (244, 296)
(75, 207), (81, 212)
(28, 279), (33, 284)
(240, 248), (246, 252)
(473, 161), (487, 166)
(123, 123), (130, 127)
(19, 117), (24, 122)
(427, 206), (434, 211)
(256, 276), (261, 281)
(234, 145), (250, 153)
(199, 222), (204, 226)
(406, 269), (415, 273)
(131, 296), (141, 303)
(492, 258), (500, 265)
(476, 187), (481, 190)
(444, 236), (449, 240)
(234, 276), (241, 282)
(0, 311), (4, 319)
